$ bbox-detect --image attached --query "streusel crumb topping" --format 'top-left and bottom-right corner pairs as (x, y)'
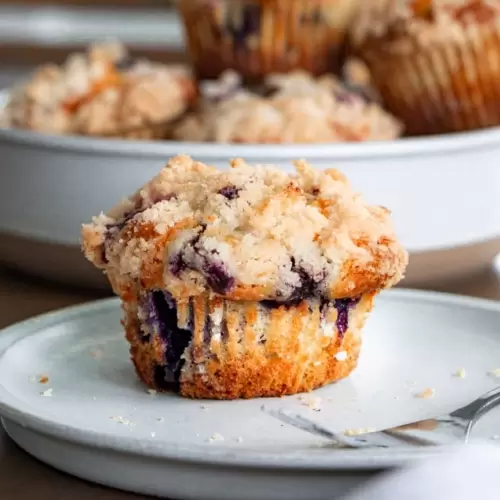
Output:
(82, 155), (408, 302)
(351, 0), (500, 51)
(2, 41), (196, 138)
(174, 71), (401, 143)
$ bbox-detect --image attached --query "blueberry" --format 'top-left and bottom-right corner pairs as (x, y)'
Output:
(153, 364), (179, 392)
(333, 90), (356, 104)
(225, 4), (261, 45)
(169, 253), (187, 277)
(260, 83), (280, 97)
(218, 184), (240, 200)
(115, 56), (136, 71)
(340, 78), (380, 104)
(204, 261), (235, 295)
(331, 297), (361, 337)
(142, 291), (194, 388)
(261, 259), (325, 308)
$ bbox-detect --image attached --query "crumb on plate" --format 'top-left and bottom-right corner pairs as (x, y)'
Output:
(303, 396), (322, 412)
(334, 351), (348, 361)
(110, 415), (134, 426)
(344, 427), (376, 436)
(415, 388), (435, 399)
(207, 433), (225, 442)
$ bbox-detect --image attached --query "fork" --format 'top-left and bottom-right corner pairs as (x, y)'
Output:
(262, 387), (500, 449)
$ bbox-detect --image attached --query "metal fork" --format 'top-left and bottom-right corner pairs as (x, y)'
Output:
(262, 387), (500, 449)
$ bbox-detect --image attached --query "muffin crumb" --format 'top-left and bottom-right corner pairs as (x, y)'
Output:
(344, 427), (376, 436)
(110, 415), (134, 426)
(303, 396), (323, 412)
(415, 388), (435, 399)
(207, 433), (225, 442)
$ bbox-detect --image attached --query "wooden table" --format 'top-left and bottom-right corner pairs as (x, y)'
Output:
(0, 266), (499, 499)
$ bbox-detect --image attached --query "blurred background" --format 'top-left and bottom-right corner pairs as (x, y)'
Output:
(0, 0), (184, 88)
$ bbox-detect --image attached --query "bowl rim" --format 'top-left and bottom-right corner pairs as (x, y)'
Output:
(2, 89), (500, 161)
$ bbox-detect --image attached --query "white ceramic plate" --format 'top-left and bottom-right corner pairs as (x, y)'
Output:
(1, 289), (500, 499)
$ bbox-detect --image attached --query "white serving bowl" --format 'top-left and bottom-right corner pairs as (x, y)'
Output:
(1, 92), (499, 289)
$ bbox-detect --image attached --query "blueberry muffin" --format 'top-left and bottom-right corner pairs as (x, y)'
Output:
(82, 155), (408, 399)
(177, 0), (360, 81)
(174, 70), (402, 143)
(351, 0), (500, 135)
(2, 41), (197, 139)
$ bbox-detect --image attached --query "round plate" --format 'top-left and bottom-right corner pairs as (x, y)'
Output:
(1, 290), (500, 500)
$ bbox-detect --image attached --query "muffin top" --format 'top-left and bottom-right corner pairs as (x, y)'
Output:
(351, 0), (500, 51)
(82, 155), (408, 302)
(174, 70), (401, 143)
(2, 41), (196, 137)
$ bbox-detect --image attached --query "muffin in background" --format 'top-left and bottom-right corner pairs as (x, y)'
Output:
(81, 155), (408, 399)
(2, 41), (197, 139)
(177, 0), (360, 82)
(174, 70), (402, 143)
(351, 0), (500, 136)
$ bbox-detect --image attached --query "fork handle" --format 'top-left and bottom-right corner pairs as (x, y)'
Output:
(450, 386), (500, 420)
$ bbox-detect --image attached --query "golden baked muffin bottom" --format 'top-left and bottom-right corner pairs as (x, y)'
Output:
(82, 155), (407, 400)
(124, 290), (375, 399)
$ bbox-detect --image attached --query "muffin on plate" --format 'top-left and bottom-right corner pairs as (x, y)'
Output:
(351, 0), (500, 135)
(2, 41), (197, 139)
(174, 70), (402, 143)
(82, 155), (408, 399)
(177, 0), (360, 81)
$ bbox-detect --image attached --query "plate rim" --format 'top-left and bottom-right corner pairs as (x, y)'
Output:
(1, 288), (500, 471)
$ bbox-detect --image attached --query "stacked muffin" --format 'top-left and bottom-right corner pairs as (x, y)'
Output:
(82, 155), (408, 399)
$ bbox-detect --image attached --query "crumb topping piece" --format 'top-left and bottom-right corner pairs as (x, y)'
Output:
(175, 70), (402, 143)
(82, 155), (408, 302)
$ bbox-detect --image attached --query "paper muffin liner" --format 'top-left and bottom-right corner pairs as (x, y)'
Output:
(123, 289), (376, 399)
(360, 25), (500, 136)
(177, 0), (360, 82)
